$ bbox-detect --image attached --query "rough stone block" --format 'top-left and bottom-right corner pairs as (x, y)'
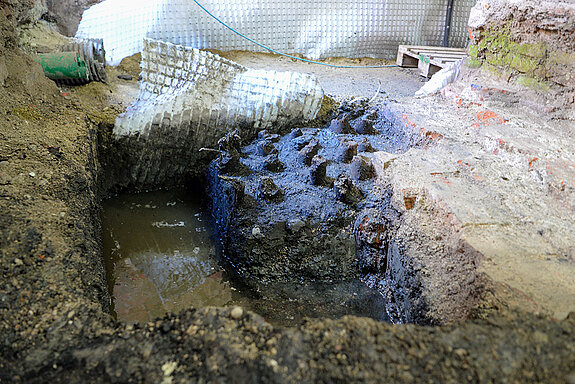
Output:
(309, 155), (332, 187)
(298, 138), (321, 166)
(263, 153), (285, 173)
(357, 138), (376, 153)
(334, 174), (363, 205)
(257, 177), (283, 202)
(329, 113), (354, 134)
(337, 140), (358, 163)
(350, 155), (375, 181)
(352, 118), (378, 135)
(257, 140), (277, 156)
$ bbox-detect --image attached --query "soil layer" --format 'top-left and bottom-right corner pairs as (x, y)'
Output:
(1, 3), (575, 383)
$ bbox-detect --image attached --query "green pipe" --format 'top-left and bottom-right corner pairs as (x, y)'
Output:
(35, 52), (89, 81)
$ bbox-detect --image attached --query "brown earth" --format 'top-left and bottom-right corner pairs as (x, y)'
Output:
(1, 1), (575, 383)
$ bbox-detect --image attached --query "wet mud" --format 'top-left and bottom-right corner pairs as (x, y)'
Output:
(101, 189), (223, 323)
(102, 188), (389, 327)
(207, 101), (424, 323)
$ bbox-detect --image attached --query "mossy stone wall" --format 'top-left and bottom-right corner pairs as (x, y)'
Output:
(470, 21), (575, 91)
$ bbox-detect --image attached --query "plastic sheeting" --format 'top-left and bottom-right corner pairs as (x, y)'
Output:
(112, 38), (324, 187)
(76, 0), (476, 65)
(115, 38), (323, 137)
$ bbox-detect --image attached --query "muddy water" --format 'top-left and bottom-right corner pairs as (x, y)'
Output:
(101, 189), (227, 323)
(102, 189), (389, 326)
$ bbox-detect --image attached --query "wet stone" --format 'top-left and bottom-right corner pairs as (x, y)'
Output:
(218, 175), (246, 201)
(263, 153), (285, 172)
(257, 140), (277, 156)
(337, 140), (358, 163)
(292, 134), (313, 151)
(258, 130), (268, 140)
(287, 219), (305, 233)
(309, 155), (332, 187)
(289, 128), (303, 139)
(218, 153), (248, 175)
(354, 209), (391, 247)
(217, 131), (249, 175)
(352, 118), (378, 135)
(267, 134), (281, 143)
(257, 177), (284, 202)
(218, 130), (243, 152)
(334, 174), (364, 205)
(258, 130), (281, 143)
(357, 138), (376, 153)
(329, 113), (354, 134)
(298, 138), (321, 166)
(350, 155), (375, 180)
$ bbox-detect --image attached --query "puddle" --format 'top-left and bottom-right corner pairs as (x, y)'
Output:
(101, 189), (227, 323)
(102, 189), (389, 326)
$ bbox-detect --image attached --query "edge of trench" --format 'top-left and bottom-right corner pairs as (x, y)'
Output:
(2, 61), (575, 383)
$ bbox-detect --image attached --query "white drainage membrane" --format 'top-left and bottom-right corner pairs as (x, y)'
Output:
(112, 38), (324, 187)
(76, 0), (476, 65)
(115, 38), (323, 140)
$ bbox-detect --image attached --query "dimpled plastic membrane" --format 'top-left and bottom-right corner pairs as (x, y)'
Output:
(115, 38), (324, 138)
(76, 0), (476, 65)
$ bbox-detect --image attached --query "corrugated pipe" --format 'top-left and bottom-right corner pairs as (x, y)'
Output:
(36, 39), (107, 85)
(36, 52), (90, 82)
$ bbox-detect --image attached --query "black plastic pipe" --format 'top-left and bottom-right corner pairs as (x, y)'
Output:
(442, 0), (455, 47)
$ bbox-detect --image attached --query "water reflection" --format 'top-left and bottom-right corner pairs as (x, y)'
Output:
(102, 189), (231, 323)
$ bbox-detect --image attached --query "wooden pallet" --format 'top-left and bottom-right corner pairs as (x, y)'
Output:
(396, 45), (467, 77)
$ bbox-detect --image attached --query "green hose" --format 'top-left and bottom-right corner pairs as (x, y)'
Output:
(36, 52), (90, 82)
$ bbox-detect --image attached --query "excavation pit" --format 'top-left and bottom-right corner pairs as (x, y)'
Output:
(3, 5), (575, 377)
(101, 183), (391, 327)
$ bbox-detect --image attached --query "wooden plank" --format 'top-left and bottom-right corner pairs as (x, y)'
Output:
(397, 45), (467, 77)
(418, 61), (442, 77)
(409, 47), (466, 54)
(396, 45), (419, 67)
(410, 48), (465, 55)
(400, 45), (467, 53)
(416, 52), (466, 59)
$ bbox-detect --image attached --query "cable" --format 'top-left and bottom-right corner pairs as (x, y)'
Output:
(191, 0), (399, 69)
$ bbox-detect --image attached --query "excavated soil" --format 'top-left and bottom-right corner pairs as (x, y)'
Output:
(1, 5), (575, 383)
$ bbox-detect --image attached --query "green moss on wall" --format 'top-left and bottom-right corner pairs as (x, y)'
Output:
(468, 21), (573, 90)
(468, 44), (479, 59)
(516, 75), (550, 92)
(516, 42), (547, 59)
(466, 58), (482, 68)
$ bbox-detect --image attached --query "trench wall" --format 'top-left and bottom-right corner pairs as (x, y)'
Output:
(468, 0), (575, 101)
